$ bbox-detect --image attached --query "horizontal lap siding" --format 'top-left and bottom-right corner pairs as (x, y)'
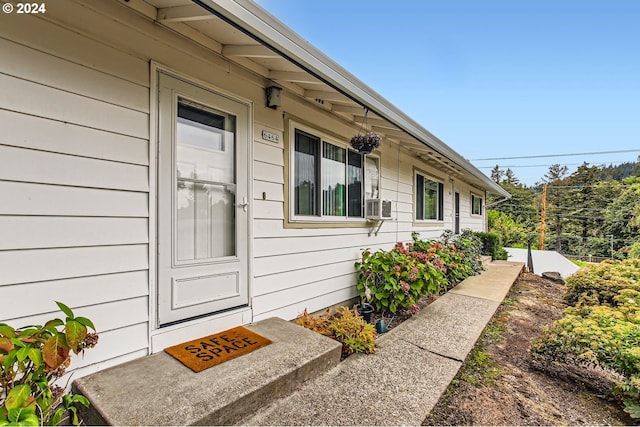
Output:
(251, 110), (436, 320)
(457, 182), (486, 232)
(0, 15), (151, 373)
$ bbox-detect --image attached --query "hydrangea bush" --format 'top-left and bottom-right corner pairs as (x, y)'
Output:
(355, 231), (483, 314)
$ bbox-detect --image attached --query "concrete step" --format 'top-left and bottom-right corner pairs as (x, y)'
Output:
(481, 255), (492, 267)
(73, 317), (342, 426)
(240, 261), (525, 426)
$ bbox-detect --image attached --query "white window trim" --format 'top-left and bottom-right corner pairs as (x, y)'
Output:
(471, 192), (484, 216)
(288, 120), (380, 223)
(414, 170), (445, 223)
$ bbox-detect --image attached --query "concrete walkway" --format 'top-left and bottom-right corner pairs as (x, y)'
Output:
(241, 260), (524, 426)
(506, 248), (579, 279)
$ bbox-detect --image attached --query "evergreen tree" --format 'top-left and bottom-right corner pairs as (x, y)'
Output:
(603, 177), (640, 254)
(487, 169), (538, 248)
(543, 164), (569, 252)
(565, 163), (600, 255)
(490, 165), (504, 183)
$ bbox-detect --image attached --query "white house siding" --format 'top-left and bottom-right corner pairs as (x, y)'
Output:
(0, 5), (152, 378)
(455, 181), (487, 231)
(0, 0), (490, 377)
(250, 94), (474, 322)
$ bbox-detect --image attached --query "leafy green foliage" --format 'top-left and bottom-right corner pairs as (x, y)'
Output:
(473, 231), (508, 261)
(328, 307), (377, 356)
(563, 259), (640, 306)
(355, 232), (483, 315)
(531, 259), (640, 418)
(487, 210), (530, 248)
(487, 163), (640, 259)
(355, 243), (443, 314)
(0, 302), (98, 426)
(294, 307), (376, 357)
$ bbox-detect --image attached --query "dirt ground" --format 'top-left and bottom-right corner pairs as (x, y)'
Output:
(423, 272), (636, 426)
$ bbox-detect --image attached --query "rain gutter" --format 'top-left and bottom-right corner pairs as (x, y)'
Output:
(194, 0), (511, 198)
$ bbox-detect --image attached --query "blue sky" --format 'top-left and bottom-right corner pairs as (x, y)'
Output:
(254, 0), (640, 185)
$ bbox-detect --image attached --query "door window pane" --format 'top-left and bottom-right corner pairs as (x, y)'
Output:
(176, 99), (236, 261)
(177, 182), (235, 260)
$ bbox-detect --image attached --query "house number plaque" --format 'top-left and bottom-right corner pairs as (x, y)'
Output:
(261, 130), (280, 143)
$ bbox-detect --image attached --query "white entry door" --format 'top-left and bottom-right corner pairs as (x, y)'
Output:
(157, 72), (250, 327)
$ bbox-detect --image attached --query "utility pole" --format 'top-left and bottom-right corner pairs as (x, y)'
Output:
(607, 234), (614, 259)
(539, 183), (547, 250)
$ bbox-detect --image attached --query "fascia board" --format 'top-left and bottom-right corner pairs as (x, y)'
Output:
(194, 0), (510, 198)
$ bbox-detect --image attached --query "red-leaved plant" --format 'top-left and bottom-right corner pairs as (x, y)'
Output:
(0, 302), (98, 426)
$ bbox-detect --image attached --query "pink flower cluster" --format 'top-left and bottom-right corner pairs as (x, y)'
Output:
(408, 304), (420, 315)
(432, 258), (446, 272)
(400, 280), (410, 293)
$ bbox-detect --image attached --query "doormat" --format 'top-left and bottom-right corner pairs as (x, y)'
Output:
(164, 326), (272, 373)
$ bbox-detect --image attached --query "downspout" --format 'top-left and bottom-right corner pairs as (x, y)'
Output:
(485, 196), (509, 209)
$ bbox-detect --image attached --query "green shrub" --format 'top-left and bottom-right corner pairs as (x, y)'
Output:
(630, 242), (640, 259)
(355, 244), (443, 314)
(294, 306), (376, 357)
(564, 259), (640, 306)
(328, 307), (377, 356)
(411, 231), (481, 289)
(531, 258), (640, 418)
(451, 230), (485, 275)
(474, 231), (508, 260)
(0, 302), (98, 426)
(531, 290), (640, 417)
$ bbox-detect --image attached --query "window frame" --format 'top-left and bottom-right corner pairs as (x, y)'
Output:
(414, 170), (445, 223)
(471, 193), (484, 216)
(288, 121), (380, 223)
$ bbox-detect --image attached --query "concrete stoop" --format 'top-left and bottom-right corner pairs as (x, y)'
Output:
(481, 255), (492, 267)
(72, 317), (341, 426)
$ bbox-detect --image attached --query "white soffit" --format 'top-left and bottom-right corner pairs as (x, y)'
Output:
(141, 0), (509, 197)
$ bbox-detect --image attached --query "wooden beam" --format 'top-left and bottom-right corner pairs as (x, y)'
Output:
(304, 90), (351, 103)
(157, 4), (213, 23)
(353, 116), (399, 129)
(331, 105), (364, 115)
(222, 44), (280, 58)
(372, 126), (409, 139)
(268, 71), (322, 84)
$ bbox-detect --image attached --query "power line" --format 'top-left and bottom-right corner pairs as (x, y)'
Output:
(497, 204), (635, 213)
(491, 209), (634, 222)
(471, 148), (640, 161)
(477, 160), (633, 169)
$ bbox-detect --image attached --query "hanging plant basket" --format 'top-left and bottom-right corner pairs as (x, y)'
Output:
(350, 131), (382, 154)
(350, 108), (382, 154)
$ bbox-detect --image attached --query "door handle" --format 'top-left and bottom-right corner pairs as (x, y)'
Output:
(237, 196), (248, 212)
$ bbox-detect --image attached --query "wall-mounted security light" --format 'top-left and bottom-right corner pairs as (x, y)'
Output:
(265, 86), (282, 109)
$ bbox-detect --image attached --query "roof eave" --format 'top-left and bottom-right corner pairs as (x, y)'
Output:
(194, 0), (511, 199)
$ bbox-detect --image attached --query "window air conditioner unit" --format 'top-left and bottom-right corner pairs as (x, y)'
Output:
(366, 199), (392, 220)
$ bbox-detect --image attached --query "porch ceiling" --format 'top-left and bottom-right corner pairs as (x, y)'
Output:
(129, 0), (509, 196)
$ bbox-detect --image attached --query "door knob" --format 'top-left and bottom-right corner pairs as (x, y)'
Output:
(237, 196), (248, 212)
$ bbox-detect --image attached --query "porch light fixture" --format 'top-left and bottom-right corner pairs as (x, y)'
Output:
(265, 86), (282, 109)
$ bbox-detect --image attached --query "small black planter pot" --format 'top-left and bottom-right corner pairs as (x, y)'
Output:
(375, 319), (388, 334)
(356, 303), (374, 324)
(357, 144), (374, 155)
